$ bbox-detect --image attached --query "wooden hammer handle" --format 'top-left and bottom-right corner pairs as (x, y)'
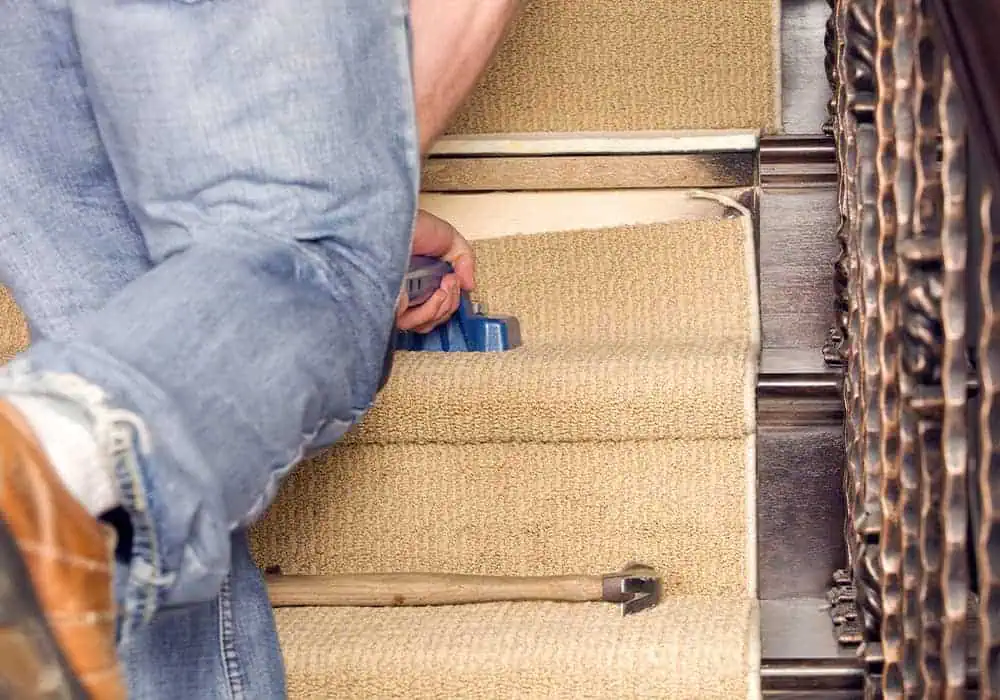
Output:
(266, 573), (600, 608)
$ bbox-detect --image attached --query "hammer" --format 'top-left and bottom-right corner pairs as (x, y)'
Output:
(265, 563), (660, 616)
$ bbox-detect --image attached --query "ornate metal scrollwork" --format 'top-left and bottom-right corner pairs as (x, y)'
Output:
(828, 0), (882, 659)
(906, 5), (946, 694)
(826, 0), (877, 369)
(823, 0), (838, 138)
(862, 4), (899, 696)
(856, 101), (883, 659)
(823, 0), (848, 368)
(912, 42), (971, 700)
(832, 0), (976, 694)
(872, 0), (903, 688)
(827, 0), (860, 644)
(890, 1), (923, 695)
(976, 167), (1000, 697)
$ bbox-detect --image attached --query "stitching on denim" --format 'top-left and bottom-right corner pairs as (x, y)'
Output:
(116, 442), (163, 632)
(0, 360), (166, 638)
(0, 361), (151, 500)
(216, 574), (247, 700)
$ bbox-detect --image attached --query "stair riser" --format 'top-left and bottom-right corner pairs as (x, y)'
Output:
(757, 425), (845, 600)
(758, 139), (839, 353)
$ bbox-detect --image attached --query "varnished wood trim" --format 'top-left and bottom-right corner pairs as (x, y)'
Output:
(762, 660), (864, 692)
(421, 152), (754, 192)
(758, 379), (843, 425)
(781, 0), (836, 134)
(757, 429), (847, 599)
(760, 134), (838, 187)
(757, 186), (840, 350)
(756, 367), (977, 425)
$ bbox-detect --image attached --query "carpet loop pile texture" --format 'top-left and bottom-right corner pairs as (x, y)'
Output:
(251, 211), (761, 698)
(447, 0), (779, 135)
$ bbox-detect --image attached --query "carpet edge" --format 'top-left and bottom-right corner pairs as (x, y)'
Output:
(746, 598), (763, 700)
(771, 0), (784, 131)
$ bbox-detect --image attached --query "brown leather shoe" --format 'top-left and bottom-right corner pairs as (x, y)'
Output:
(0, 400), (125, 699)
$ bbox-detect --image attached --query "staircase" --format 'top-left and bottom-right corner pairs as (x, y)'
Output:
(0, 0), (859, 697)
(251, 1), (790, 696)
(251, 196), (761, 698)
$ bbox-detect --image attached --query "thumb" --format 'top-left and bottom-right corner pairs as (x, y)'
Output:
(449, 251), (475, 292)
(411, 210), (476, 291)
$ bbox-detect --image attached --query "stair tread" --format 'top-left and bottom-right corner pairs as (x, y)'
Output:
(348, 343), (754, 445)
(447, 0), (777, 134)
(462, 219), (753, 347)
(251, 438), (751, 599)
(253, 216), (760, 694)
(275, 596), (755, 700)
(350, 217), (755, 446)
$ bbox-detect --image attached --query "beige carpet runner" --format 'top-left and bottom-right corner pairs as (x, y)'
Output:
(0, 9), (777, 697)
(447, 0), (780, 135)
(249, 207), (762, 698)
(0, 287), (27, 363)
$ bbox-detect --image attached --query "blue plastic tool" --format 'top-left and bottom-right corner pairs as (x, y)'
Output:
(396, 255), (521, 352)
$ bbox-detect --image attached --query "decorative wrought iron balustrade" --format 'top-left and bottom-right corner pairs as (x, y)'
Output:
(825, 0), (1000, 696)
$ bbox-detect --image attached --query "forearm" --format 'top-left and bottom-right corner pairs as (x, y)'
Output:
(410, 0), (523, 152)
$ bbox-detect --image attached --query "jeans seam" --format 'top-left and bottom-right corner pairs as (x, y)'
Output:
(0, 356), (168, 638)
(217, 573), (246, 700)
(113, 422), (161, 637)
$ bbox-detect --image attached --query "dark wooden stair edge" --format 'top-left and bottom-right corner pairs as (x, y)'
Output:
(757, 347), (978, 422)
(757, 347), (842, 426)
(759, 597), (864, 697)
(759, 134), (838, 189)
(761, 661), (863, 695)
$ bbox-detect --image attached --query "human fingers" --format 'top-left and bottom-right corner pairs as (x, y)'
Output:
(396, 274), (459, 331)
(411, 276), (461, 333)
(411, 210), (476, 291)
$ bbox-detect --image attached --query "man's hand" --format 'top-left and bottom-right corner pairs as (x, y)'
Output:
(396, 210), (476, 334)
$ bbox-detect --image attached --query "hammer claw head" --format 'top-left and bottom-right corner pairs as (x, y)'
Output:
(602, 565), (661, 616)
(620, 575), (659, 616)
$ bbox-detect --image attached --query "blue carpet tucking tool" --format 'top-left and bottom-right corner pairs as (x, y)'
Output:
(395, 254), (521, 352)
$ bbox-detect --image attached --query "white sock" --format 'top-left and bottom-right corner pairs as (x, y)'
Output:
(7, 394), (120, 516)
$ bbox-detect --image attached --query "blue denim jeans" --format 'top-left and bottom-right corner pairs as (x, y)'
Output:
(0, 0), (419, 697)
